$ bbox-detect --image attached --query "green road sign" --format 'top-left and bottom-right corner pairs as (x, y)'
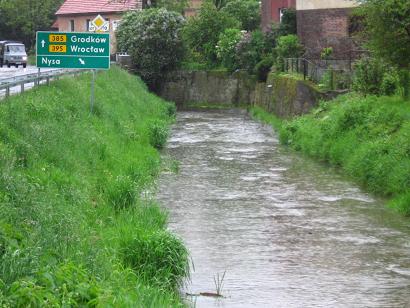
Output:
(36, 31), (110, 69)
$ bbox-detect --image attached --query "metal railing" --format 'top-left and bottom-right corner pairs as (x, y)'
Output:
(0, 69), (87, 99)
(283, 58), (353, 90)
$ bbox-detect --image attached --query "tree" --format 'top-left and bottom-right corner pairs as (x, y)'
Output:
(235, 30), (267, 74)
(0, 0), (64, 48)
(183, 1), (239, 64)
(275, 34), (303, 60)
(144, 0), (188, 14)
(117, 8), (185, 89)
(221, 0), (260, 31)
(277, 8), (296, 36)
(216, 28), (242, 71)
(359, 0), (410, 97)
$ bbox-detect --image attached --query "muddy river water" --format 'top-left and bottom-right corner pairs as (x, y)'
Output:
(158, 109), (410, 308)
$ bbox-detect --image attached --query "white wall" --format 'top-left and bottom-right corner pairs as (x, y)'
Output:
(296, 0), (359, 10)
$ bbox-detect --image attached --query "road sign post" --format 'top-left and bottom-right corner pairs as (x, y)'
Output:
(36, 31), (110, 113)
(36, 32), (110, 69)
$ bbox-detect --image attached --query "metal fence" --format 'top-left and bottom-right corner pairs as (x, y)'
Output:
(283, 58), (353, 90)
(0, 69), (86, 99)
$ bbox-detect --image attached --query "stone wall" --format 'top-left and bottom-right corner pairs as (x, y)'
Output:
(254, 73), (322, 118)
(157, 70), (338, 118)
(157, 70), (257, 106)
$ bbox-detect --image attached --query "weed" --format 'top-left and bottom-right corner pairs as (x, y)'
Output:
(213, 271), (226, 296)
(0, 67), (188, 305)
(278, 93), (410, 215)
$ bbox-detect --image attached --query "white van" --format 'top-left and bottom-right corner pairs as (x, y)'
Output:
(0, 41), (28, 68)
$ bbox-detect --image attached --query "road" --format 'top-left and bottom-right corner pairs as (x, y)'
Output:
(0, 65), (57, 80)
(0, 65), (62, 99)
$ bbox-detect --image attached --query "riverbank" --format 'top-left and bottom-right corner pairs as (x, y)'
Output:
(251, 93), (410, 216)
(0, 67), (189, 306)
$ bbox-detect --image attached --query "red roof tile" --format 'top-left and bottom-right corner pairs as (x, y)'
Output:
(56, 0), (139, 16)
(51, 20), (59, 29)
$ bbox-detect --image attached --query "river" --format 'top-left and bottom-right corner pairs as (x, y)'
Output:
(157, 109), (410, 308)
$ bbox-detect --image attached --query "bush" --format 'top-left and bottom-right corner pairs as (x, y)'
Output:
(381, 70), (400, 96)
(276, 8), (297, 36)
(148, 120), (169, 149)
(255, 56), (274, 82)
(117, 8), (185, 89)
(353, 57), (385, 95)
(353, 57), (400, 96)
(216, 28), (243, 72)
(120, 230), (189, 290)
(221, 0), (261, 31)
(275, 34), (304, 61)
(107, 175), (137, 210)
(183, 2), (240, 65)
(235, 30), (266, 74)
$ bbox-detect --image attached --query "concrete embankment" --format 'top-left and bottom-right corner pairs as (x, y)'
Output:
(157, 70), (343, 118)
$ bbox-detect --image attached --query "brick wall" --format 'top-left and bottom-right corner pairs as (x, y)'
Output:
(297, 8), (356, 59)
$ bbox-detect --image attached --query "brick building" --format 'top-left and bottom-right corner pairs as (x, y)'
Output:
(55, 0), (142, 54)
(261, 0), (296, 32)
(296, 0), (359, 59)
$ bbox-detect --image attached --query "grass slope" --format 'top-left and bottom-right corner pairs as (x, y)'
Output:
(251, 94), (410, 216)
(0, 67), (189, 306)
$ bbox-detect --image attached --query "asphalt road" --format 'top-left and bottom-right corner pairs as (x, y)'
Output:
(0, 65), (61, 99)
(0, 65), (57, 81)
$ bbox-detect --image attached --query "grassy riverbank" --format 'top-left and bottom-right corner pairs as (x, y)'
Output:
(251, 94), (410, 216)
(0, 67), (189, 306)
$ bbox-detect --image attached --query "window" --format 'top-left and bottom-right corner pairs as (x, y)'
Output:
(86, 19), (90, 31)
(112, 20), (120, 31)
(279, 8), (286, 23)
(70, 20), (75, 32)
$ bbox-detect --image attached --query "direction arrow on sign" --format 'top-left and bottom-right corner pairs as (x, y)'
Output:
(36, 31), (110, 69)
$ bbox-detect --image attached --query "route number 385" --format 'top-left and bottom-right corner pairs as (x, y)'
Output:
(49, 35), (67, 43)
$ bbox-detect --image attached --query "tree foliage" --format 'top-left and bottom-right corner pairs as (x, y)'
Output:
(216, 28), (242, 71)
(0, 0), (64, 47)
(183, 1), (239, 64)
(277, 8), (297, 36)
(275, 34), (304, 60)
(117, 8), (185, 89)
(145, 0), (188, 14)
(360, 0), (410, 69)
(221, 0), (260, 31)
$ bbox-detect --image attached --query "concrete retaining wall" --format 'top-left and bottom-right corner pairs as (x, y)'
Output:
(157, 70), (342, 118)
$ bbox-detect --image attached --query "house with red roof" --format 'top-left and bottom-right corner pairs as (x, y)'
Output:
(55, 0), (143, 54)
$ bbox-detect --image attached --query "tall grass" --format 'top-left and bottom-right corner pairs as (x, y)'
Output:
(273, 94), (410, 216)
(0, 66), (188, 306)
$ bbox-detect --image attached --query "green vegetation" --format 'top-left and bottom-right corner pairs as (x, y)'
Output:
(356, 0), (410, 98)
(27, 55), (36, 66)
(183, 2), (240, 65)
(0, 0), (64, 47)
(117, 8), (186, 90)
(221, 0), (261, 31)
(182, 1), (298, 73)
(147, 0), (189, 14)
(0, 67), (189, 306)
(252, 93), (410, 217)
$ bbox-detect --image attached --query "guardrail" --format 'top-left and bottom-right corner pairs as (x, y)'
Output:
(283, 58), (353, 90)
(0, 69), (86, 99)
